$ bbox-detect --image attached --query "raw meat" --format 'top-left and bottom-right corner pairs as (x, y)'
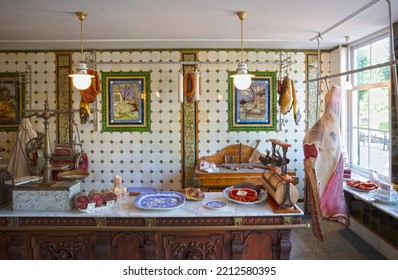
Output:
(303, 85), (349, 242)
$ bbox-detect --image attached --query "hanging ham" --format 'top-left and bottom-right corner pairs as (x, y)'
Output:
(279, 76), (293, 115)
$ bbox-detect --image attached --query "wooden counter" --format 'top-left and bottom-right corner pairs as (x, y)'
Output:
(195, 143), (268, 191)
(0, 192), (306, 260)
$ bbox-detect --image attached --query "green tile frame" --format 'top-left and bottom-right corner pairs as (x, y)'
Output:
(55, 52), (73, 145)
(0, 72), (25, 132)
(181, 52), (198, 188)
(101, 71), (151, 132)
(227, 71), (277, 132)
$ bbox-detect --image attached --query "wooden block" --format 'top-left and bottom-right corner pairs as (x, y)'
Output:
(268, 166), (295, 183)
(269, 138), (291, 148)
(267, 195), (301, 213)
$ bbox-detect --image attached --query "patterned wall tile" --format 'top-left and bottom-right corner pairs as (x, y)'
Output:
(0, 49), (332, 197)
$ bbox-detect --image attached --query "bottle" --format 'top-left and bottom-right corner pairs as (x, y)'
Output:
(369, 169), (380, 187)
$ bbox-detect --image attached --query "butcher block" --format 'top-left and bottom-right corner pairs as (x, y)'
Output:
(12, 180), (81, 211)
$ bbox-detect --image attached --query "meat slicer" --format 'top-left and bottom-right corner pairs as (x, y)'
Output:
(25, 138), (89, 181)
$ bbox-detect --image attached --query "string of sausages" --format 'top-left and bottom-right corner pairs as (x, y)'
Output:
(346, 180), (378, 191)
(228, 188), (258, 202)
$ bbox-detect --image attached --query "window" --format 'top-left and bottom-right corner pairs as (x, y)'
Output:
(349, 34), (391, 179)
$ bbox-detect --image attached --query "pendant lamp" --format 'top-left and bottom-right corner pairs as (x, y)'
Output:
(231, 11), (254, 90)
(69, 11), (94, 90)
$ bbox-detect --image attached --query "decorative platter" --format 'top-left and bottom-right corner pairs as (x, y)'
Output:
(345, 179), (378, 192)
(134, 191), (186, 210)
(57, 170), (90, 181)
(368, 189), (398, 204)
(346, 185), (373, 192)
(222, 186), (267, 205)
(204, 200), (227, 209)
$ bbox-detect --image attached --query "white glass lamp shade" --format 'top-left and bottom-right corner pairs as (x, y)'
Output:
(233, 74), (253, 90)
(70, 74), (92, 90)
(231, 63), (255, 90)
(69, 63), (94, 90)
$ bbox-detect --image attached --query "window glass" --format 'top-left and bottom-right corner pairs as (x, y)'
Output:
(370, 37), (390, 84)
(368, 87), (389, 130)
(349, 34), (390, 179)
(353, 45), (370, 86)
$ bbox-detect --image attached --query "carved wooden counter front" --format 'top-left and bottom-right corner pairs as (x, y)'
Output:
(0, 193), (306, 260)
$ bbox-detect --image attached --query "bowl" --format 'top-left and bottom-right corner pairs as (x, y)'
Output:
(184, 187), (205, 201)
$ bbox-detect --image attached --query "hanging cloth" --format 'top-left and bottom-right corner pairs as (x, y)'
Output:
(7, 118), (38, 179)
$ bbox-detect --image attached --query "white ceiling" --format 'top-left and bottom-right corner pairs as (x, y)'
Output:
(0, 0), (397, 51)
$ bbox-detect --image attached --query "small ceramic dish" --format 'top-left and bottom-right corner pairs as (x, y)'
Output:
(204, 200), (227, 209)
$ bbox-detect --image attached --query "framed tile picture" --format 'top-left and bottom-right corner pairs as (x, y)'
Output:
(228, 71), (277, 132)
(0, 72), (25, 132)
(101, 71), (151, 132)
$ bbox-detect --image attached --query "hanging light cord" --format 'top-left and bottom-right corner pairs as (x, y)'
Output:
(240, 16), (243, 63)
(80, 16), (83, 60)
(236, 11), (247, 64)
(76, 11), (87, 63)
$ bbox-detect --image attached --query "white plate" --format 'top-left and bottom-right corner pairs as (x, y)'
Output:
(223, 186), (267, 205)
(346, 185), (374, 192)
(345, 179), (379, 192)
(368, 189), (398, 204)
(204, 200), (227, 209)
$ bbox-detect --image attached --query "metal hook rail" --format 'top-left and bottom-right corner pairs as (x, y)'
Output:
(309, 0), (381, 42)
(304, 60), (398, 84)
(305, 0), (396, 88)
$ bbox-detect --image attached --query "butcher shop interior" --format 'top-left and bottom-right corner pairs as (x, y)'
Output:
(0, 0), (398, 262)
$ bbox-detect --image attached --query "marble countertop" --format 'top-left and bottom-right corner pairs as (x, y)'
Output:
(344, 184), (398, 219)
(0, 192), (303, 218)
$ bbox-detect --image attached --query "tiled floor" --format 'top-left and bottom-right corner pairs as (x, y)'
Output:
(290, 219), (387, 260)
(349, 219), (398, 260)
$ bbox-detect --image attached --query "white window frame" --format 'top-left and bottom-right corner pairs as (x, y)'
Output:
(348, 32), (391, 180)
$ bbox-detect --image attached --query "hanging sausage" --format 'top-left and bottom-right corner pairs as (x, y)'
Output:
(79, 69), (101, 124)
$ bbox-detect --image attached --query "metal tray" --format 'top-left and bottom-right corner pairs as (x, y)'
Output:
(57, 170), (89, 180)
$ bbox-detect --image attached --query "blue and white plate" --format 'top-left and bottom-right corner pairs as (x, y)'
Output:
(134, 191), (186, 210)
(368, 189), (398, 204)
(204, 200), (227, 209)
